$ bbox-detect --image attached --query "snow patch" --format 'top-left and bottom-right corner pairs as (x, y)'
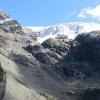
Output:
(25, 26), (48, 32)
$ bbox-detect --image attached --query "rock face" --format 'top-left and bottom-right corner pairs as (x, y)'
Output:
(24, 38), (71, 64)
(0, 10), (10, 22)
(3, 20), (23, 34)
(0, 10), (23, 34)
(58, 31), (100, 80)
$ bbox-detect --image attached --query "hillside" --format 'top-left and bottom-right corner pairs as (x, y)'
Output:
(0, 10), (100, 100)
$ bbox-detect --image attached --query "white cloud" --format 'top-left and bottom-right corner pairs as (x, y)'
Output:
(78, 5), (100, 21)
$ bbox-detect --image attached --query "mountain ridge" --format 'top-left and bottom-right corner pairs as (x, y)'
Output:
(26, 22), (100, 43)
(1, 10), (100, 43)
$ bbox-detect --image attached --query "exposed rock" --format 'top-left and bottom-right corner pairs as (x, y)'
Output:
(57, 31), (100, 80)
(42, 38), (70, 56)
(24, 38), (71, 64)
(0, 10), (10, 22)
(0, 63), (6, 100)
(3, 20), (23, 34)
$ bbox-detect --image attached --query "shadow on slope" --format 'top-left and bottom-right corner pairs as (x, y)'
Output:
(55, 31), (100, 100)
(56, 31), (100, 79)
(9, 53), (68, 100)
(0, 63), (6, 100)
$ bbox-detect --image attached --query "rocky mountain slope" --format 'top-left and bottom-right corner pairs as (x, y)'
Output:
(0, 10), (100, 100)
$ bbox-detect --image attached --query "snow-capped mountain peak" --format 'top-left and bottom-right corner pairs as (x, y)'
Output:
(26, 22), (100, 43)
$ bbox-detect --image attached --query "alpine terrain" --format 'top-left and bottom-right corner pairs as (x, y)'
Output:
(0, 10), (100, 100)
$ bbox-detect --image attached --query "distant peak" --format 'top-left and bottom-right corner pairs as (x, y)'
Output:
(25, 22), (100, 43)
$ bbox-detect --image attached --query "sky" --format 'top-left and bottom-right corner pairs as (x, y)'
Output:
(0, 0), (100, 26)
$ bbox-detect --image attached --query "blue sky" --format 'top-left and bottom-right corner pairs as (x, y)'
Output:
(0, 0), (100, 26)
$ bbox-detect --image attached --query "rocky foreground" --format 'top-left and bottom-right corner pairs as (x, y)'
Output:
(0, 10), (100, 100)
